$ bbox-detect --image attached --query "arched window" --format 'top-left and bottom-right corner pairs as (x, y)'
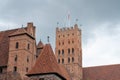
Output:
(68, 48), (70, 54)
(58, 50), (60, 55)
(72, 48), (74, 54)
(72, 57), (74, 62)
(14, 55), (17, 62)
(58, 59), (60, 64)
(62, 49), (64, 55)
(16, 42), (19, 49)
(68, 57), (70, 63)
(62, 59), (64, 64)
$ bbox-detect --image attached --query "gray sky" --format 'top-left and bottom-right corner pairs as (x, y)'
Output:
(0, 0), (120, 67)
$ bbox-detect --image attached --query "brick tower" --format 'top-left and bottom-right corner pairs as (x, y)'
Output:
(7, 23), (36, 78)
(55, 24), (82, 80)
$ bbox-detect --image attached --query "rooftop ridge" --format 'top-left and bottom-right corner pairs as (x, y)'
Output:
(83, 64), (120, 68)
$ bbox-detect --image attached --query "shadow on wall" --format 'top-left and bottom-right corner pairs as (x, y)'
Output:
(0, 71), (22, 80)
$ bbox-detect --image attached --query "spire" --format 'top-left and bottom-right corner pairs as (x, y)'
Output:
(47, 36), (50, 43)
(37, 40), (44, 49)
(67, 11), (71, 27)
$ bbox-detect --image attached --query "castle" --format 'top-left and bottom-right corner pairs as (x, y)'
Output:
(0, 22), (120, 80)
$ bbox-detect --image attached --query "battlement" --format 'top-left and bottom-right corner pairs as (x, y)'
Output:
(56, 24), (80, 32)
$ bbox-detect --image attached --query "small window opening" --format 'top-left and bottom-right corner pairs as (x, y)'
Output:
(72, 48), (74, 54)
(62, 49), (64, 55)
(28, 43), (30, 50)
(58, 50), (60, 55)
(72, 57), (74, 62)
(58, 59), (60, 64)
(68, 58), (70, 63)
(14, 66), (17, 72)
(16, 42), (19, 49)
(15, 55), (17, 62)
(68, 48), (70, 54)
(0, 68), (2, 73)
(62, 59), (64, 64)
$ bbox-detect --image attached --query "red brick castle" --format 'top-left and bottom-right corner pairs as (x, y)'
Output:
(0, 22), (120, 80)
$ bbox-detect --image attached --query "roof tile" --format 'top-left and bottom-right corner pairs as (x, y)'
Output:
(83, 64), (120, 80)
(28, 44), (71, 80)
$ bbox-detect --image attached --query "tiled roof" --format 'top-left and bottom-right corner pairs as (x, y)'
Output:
(36, 40), (44, 57)
(27, 44), (71, 80)
(9, 28), (27, 37)
(83, 64), (120, 80)
(0, 29), (18, 66)
(37, 40), (44, 49)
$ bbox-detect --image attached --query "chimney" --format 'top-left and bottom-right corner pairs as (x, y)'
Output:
(27, 22), (33, 27)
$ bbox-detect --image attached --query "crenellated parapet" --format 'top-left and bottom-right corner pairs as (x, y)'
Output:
(56, 24), (80, 33)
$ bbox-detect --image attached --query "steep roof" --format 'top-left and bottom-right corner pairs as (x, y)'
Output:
(27, 44), (71, 80)
(83, 64), (120, 80)
(37, 40), (44, 49)
(0, 29), (18, 66)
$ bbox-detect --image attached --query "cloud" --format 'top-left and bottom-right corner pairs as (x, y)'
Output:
(0, 20), (18, 31)
(83, 22), (120, 67)
(0, 0), (120, 67)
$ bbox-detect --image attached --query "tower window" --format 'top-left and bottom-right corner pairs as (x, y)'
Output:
(0, 68), (2, 73)
(59, 42), (61, 45)
(58, 50), (60, 55)
(16, 42), (19, 49)
(14, 55), (17, 62)
(62, 41), (64, 45)
(72, 48), (74, 54)
(27, 56), (29, 63)
(26, 67), (28, 72)
(68, 48), (70, 54)
(27, 43), (30, 50)
(62, 49), (64, 55)
(68, 58), (70, 63)
(14, 66), (17, 72)
(58, 35), (60, 38)
(63, 35), (65, 37)
(72, 57), (74, 62)
(62, 59), (64, 64)
(58, 59), (60, 64)
(68, 40), (70, 44)
(72, 33), (74, 35)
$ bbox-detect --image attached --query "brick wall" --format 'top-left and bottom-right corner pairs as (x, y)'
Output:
(55, 24), (82, 80)
(0, 72), (22, 80)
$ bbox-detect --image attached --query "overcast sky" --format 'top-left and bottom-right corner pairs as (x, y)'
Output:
(0, 0), (120, 67)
